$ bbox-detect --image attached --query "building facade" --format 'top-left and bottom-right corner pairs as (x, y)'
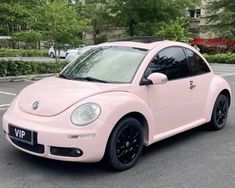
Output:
(188, 0), (235, 47)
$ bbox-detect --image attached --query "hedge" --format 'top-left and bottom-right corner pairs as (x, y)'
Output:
(203, 53), (235, 64)
(0, 60), (68, 77)
(0, 48), (48, 57)
(0, 53), (234, 77)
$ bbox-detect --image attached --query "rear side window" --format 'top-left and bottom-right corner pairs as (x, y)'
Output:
(145, 47), (189, 80)
(185, 49), (210, 76)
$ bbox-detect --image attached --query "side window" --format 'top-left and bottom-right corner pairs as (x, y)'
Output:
(185, 49), (210, 75)
(145, 47), (189, 80)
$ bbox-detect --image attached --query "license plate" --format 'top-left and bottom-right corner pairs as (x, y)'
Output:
(8, 124), (34, 145)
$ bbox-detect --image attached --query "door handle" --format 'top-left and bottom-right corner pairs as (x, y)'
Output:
(189, 84), (196, 89)
(189, 81), (196, 89)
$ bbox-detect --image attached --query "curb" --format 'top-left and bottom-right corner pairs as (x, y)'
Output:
(0, 73), (55, 82)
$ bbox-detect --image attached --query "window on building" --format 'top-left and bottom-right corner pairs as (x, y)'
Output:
(189, 10), (195, 18)
(189, 9), (201, 18)
(196, 9), (201, 18)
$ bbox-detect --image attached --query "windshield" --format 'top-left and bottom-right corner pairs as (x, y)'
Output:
(59, 46), (148, 83)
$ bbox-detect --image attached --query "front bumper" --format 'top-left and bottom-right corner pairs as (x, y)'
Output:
(2, 107), (113, 163)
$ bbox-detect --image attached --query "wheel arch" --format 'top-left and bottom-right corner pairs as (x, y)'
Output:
(219, 89), (231, 107)
(204, 75), (232, 122)
(114, 112), (149, 145)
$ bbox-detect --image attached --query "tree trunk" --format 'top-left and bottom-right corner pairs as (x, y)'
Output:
(58, 49), (60, 62)
(93, 19), (99, 44)
(128, 19), (135, 36)
(55, 48), (58, 63)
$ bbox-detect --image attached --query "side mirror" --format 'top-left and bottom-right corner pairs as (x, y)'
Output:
(147, 73), (168, 85)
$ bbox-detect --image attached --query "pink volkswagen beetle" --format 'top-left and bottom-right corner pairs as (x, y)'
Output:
(2, 39), (231, 171)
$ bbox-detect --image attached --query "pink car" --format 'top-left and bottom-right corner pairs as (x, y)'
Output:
(2, 40), (231, 171)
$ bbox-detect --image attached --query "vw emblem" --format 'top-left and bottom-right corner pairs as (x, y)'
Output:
(32, 101), (40, 110)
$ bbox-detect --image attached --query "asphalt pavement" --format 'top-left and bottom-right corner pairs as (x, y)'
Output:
(0, 64), (235, 188)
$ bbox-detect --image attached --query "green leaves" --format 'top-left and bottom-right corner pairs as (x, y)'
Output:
(205, 0), (235, 39)
(12, 31), (44, 44)
(35, 0), (88, 47)
(0, 48), (47, 57)
(0, 60), (68, 77)
(0, 0), (89, 54)
(204, 53), (235, 64)
(0, 0), (38, 35)
(154, 18), (192, 43)
(104, 0), (200, 36)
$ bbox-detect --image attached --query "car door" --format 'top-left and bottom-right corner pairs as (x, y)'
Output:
(145, 47), (203, 134)
(184, 47), (213, 119)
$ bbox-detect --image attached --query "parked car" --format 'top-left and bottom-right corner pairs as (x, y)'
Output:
(65, 48), (83, 62)
(3, 39), (231, 171)
(66, 45), (97, 62)
(48, 45), (72, 58)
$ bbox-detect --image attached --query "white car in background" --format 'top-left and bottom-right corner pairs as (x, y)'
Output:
(66, 45), (97, 62)
(48, 46), (72, 58)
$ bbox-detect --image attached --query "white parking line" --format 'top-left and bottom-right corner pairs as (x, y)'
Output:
(0, 104), (10, 108)
(0, 91), (16, 96)
(221, 73), (235, 77)
(24, 79), (36, 83)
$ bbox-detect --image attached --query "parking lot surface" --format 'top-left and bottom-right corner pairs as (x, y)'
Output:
(0, 64), (235, 188)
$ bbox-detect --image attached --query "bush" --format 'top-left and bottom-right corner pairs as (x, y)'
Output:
(203, 53), (235, 64)
(0, 53), (234, 77)
(154, 18), (192, 43)
(199, 45), (235, 54)
(94, 35), (108, 44)
(0, 48), (48, 57)
(0, 60), (68, 77)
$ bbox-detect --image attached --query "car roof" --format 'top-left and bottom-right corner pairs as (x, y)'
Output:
(100, 40), (194, 51)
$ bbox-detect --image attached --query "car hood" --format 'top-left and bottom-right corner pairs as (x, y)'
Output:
(18, 77), (130, 117)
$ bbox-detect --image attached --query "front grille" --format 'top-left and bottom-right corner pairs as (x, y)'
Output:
(10, 132), (45, 154)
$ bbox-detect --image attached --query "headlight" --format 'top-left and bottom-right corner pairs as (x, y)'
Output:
(71, 103), (101, 126)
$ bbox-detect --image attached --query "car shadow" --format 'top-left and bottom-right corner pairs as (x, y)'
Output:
(142, 124), (210, 157)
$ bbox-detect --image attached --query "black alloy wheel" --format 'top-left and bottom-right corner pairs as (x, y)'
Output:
(210, 94), (229, 130)
(105, 117), (144, 171)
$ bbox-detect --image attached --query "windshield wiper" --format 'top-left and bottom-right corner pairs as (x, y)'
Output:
(58, 74), (71, 80)
(74, 76), (109, 83)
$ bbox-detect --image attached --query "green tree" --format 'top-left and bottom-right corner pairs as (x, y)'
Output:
(155, 18), (192, 43)
(106, 0), (199, 36)
(0, 0), (42, 35)
(205, 0), (235, 39)
(34, 0), (89, 61)
(76, 0), (110, 44)
(12, 31), (44, 49)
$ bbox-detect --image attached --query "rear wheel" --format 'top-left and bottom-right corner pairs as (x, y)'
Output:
(50, 52), (55, 58)
(209, 94), (229, 130)
(105, 117), (144, 171)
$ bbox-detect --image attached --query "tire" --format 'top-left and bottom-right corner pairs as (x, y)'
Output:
(105, 117), (144, 171)
(209, 94), (229, 130)
(50, 52), (55, 58)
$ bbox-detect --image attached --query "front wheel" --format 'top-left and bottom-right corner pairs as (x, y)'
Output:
(105, 117), (144, 171)
(209, 94), (229, 130)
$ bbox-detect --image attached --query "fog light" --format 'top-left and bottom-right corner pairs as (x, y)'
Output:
(71, 148), (82, 156)
(50, 146), (83, 157)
